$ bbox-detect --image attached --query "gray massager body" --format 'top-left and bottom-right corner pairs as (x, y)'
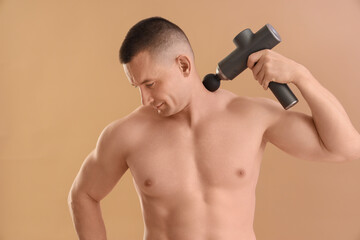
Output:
(203, 24), (298, 110)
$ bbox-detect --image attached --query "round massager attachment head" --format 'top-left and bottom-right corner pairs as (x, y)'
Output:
(203, 74), (221, 92)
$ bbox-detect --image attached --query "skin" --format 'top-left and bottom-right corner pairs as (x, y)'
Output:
(68, 43), (360, 240)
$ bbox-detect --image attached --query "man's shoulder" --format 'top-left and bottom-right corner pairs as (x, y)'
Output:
(104, 106), (148, 131)
(91, 106), (152, 159)
(224, 90), (281, 114)
(101, 106), (153, 141)
(245, 96), (282, 109)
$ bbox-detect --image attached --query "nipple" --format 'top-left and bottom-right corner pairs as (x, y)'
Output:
(236, 169), (246, 177)
(144, 179), (153, 187)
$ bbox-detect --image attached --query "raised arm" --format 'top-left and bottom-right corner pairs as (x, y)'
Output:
(248, 50), (360, 162)
(258, 97), (352, 162)
(68, 120), (129, 240)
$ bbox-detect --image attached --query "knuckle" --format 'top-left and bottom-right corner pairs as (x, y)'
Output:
(263, 64), (270, 72)
(264, 54), (271, 61)
(264, 49), (271, 54)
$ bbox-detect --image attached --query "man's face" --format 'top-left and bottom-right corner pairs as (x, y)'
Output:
(123, 51), (191, 117)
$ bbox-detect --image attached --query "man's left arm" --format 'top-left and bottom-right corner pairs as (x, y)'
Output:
(248, 49), (360, 162)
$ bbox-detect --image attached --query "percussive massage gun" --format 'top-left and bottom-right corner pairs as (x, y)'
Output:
(203, 24), (298, 110)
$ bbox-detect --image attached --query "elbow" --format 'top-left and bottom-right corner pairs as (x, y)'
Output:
(326, 136), (360, 163)
(67, 188), (77, 209)
(67, 188), (100, 208)
(340, 141), (360, 162)
(343, 150), (360, 162)
(328, 151), (360, 163)
(67, 186), (83, 208)
(67, 189), (86, 214)
(345, 136), (360, 162)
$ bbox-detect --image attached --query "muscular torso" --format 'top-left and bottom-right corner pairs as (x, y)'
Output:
(122, 90), (269, 240)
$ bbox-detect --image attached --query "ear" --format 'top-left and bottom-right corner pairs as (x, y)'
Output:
(176, 55), (191, 77)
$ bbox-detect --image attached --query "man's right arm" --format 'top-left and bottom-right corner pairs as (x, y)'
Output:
(68, 121), (129, 240)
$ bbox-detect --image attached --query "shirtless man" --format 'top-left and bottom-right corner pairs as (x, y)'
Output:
(68, 17), (360, 240)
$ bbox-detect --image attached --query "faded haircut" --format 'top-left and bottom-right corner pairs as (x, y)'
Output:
(119, 16), (193, 64)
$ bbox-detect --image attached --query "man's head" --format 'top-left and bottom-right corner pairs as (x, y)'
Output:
(119, 17), (198, 117)
(119, 16), (194, 65)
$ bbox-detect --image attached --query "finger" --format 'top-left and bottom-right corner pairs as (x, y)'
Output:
(259, 70), (265, 86)
(263, 79), (269, 90)
(252, 55), (265, 79)
(263, 76), (275, 90)
(247, 50), (266, 69)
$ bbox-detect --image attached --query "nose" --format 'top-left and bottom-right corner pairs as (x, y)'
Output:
(140, 88), (154, 106)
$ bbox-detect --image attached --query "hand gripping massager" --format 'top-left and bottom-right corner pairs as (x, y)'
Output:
(202, 24), (298, 110)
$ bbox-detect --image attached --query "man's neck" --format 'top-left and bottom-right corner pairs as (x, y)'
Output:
(171, 78), (218, 129)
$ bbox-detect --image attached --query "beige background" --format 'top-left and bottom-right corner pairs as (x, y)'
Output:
(1, 0), (360, 239)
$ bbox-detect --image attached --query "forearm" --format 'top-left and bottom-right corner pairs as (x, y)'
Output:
(68, 192), (107, 240)
(293, 66), (360, 160)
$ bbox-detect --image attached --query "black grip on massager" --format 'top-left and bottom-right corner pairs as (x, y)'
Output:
(268, 82), (298, 110)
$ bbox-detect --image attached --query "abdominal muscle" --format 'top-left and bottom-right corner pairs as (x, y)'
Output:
(137, 186), (258, 240)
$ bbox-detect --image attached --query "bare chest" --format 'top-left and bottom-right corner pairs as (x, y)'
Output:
(126, 112), (267, 199)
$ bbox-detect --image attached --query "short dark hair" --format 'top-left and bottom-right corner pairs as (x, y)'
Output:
(119, 16), (192, 64)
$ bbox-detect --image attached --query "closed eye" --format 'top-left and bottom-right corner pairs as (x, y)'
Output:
(146, 82), (155, 88)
